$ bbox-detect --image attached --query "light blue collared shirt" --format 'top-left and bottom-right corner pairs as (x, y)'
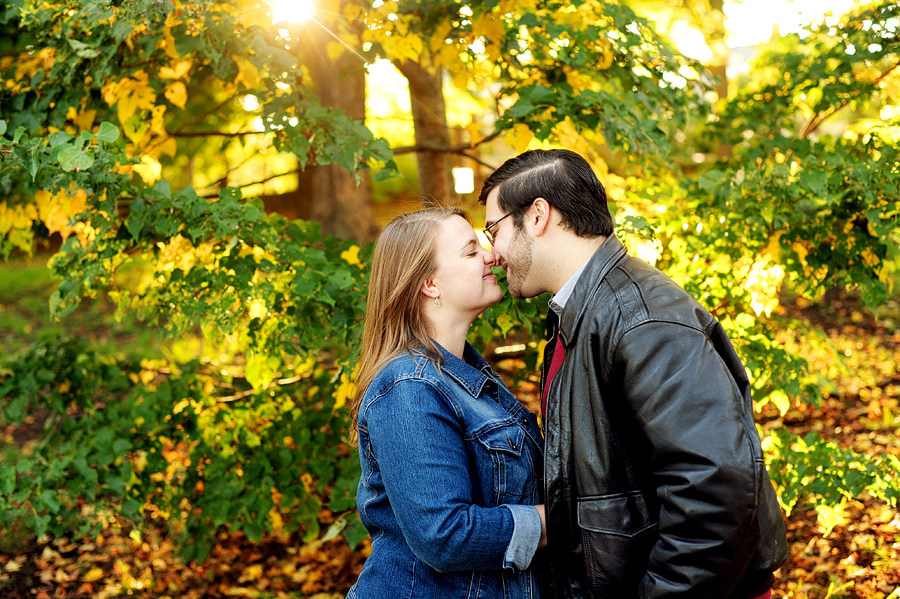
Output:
(549, 260), (589, 316)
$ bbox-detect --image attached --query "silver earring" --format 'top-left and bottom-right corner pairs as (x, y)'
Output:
(434, 298), (441, 307)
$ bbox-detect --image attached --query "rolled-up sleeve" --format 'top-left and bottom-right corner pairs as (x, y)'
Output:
(502, 504), (542, 570)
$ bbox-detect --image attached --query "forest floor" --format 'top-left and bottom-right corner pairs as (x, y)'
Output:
(0, 257), (898, 599)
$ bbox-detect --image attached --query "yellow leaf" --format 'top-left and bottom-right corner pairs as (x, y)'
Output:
(82, 568), (104, 582)
(815, 501), (847, 537)
(343, 2), (363, 20)
(269, 507), (284, 532)
(767, 389), (790, 417)
(133, 155), (162, 184)
(155, 136), (178, 159)
(248, 299), (268, 320)
(429, 21), (452, 53)
(764, 231), (784, 260)
(534, 339), (548, 369)
(505, 123), (534, 153)
(791, 241), (809, 265)
(326, 41), (345, 62)
(239, 3), (272, 29)
(140, 369), (155, 385)
(861, 248), (880, 268)
(173, 399), (190, 414)
(73, 108), (97, 132)
(150, 104), (167, 137)
(225, 589), (260, 598)
(233, 56), (260, 91)
(471, 11), (504, 44)
(123, 114), (151, 146)
(597, 42), (614, 70)
(333, 372), (356, 411)
(164, 81), (187, 109)
(884, 75), (900, 103)
(159, 59), (192, 80)
(162, 26), (180, 61)
(465, 122), (484, 146)
(112, 72), (156, 124)
(7, 228), (33, 252)
(34, 190), (53, 223)
(301, 472), (314, 493)
(340, 244), (361, 266)
(437, 42), (458, 69)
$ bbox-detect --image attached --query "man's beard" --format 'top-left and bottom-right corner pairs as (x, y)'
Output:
(506, 228), (534, 299)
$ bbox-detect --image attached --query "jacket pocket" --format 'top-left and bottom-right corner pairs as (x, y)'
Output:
(577, 491), (658, 597)
(472, 422), (534, 506)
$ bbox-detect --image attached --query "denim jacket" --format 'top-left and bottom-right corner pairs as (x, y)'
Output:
(347, 342), (545, 599)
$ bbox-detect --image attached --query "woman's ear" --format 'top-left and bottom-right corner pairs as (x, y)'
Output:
(420, 277), (440, 300)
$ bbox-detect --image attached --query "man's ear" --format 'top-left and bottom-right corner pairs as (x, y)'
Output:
(420, 277), (440, 300)
(530, 197), (552, 237)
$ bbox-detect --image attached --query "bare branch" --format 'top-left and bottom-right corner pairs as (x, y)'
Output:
(392, 129), (502, 155)
(170, 130), (270, 138)
(218, 374), (307, 402)
(800, 59), (900, 139)
(199, 169), (296, 199)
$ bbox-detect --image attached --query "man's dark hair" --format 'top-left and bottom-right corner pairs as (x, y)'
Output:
(478, 149), (613, 237)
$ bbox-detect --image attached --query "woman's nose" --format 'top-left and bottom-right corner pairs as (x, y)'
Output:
(484, 249), (499, 266)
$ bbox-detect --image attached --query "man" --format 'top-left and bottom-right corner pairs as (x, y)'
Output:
(479, 149), (788, 599)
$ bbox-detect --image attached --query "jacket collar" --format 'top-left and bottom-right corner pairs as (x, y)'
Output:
(434, 341), (496, 398)
(558, 235), (629, 344)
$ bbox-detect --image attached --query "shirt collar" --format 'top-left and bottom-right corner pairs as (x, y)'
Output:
(548, 260), (589, 315)
(434, 341), (496, 398)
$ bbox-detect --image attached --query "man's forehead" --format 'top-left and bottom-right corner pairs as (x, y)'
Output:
(485, 187), (502, 209)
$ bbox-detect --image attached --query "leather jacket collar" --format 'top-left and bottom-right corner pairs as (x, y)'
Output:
(558, 235), (629, 345)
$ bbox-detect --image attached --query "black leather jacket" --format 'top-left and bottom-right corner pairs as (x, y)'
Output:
(541, 236), (788, 599)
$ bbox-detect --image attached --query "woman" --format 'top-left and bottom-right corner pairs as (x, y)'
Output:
(346, 208), (546, 599)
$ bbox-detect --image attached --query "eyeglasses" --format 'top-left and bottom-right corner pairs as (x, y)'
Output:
(482, 212), (513, 246)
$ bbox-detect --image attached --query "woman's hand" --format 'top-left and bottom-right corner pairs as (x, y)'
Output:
(535, 505), (548, 548)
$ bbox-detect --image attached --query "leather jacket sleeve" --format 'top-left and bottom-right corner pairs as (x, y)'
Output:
(613, 320), (764, 598)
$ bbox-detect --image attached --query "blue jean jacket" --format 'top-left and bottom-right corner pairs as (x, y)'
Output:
(347, 342), (545, 599)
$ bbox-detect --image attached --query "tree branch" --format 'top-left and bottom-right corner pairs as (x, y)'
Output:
(800, 59), (900, 139)
(170, 130), (269, 138)
(217, 374), (308, 402)
(170, 91), (239, 133)
(194, 149), (266, 193)
(392, 129), (502, 155)
(199, 169), (296, 199)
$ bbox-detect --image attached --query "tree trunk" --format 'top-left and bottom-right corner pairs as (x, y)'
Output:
(306, 36), (377, 242)
(396, 59), (453, 207)
(707, 0), (731, 160)
(268, 0), (377, 244)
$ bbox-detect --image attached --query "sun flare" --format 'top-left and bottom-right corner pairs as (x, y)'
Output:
(271, 0), (314, 25)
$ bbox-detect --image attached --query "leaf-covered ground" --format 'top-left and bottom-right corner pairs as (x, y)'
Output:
(1, 277), (898, 598)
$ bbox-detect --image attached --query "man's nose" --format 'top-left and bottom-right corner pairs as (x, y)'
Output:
(484, 249), (499, 266)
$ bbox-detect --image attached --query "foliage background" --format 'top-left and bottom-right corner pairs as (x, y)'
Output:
(1, 0), (899, 597)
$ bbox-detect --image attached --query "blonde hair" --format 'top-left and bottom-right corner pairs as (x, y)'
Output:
(348, 207), (469, 446)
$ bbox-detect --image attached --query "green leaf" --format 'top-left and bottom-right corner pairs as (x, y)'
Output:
(67, 37), (102, 58)
(96, 122), (120, 143)
(219, 187), (242, 201)
(58, 147), (94, 171)
(0, 466), (15, 495)
(0, 120), (7, 137)
(49, 131), (74, 147)
(341, 513), (369, 548)
(41, 489), (61, 513)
